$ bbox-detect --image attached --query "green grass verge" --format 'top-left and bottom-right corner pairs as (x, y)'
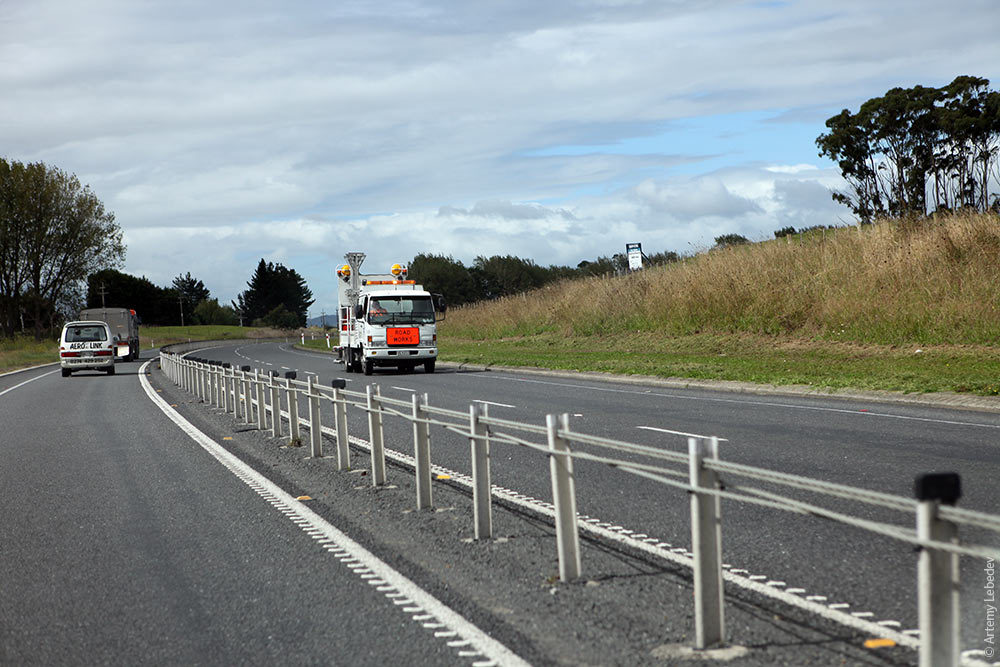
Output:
(0, 336), (59, 374)
(439, 332), (1000, 396)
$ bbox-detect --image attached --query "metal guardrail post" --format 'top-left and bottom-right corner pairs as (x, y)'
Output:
(285, 372), (300, 443)
(413, 392), (432, 509)
(269, 371), (281, 438)
(222, 363), (231, 412)
(240, 366), (252, 424)
(689, 436), (725, 649)
(915, 473), (961, 667)
(332, 380), (350, 471)
(367, 384), (386, 484)
(255, 369), (266, 431)
(547, 413), (581, 581)
(308, 375), (323, 458)
(214, 362), (222, 407)
(200, 361), (208, 402)
(208, 361), (220, 408)
(470, 402), (492, 539)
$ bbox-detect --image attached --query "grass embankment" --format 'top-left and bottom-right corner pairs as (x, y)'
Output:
(439, 212), (1000, 395)
(139, 325), (290, 349)
(0, 336), (59, 374)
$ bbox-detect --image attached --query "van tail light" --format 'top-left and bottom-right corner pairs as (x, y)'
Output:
(94, 350), (113, 357)
(61, 351), (79, 358)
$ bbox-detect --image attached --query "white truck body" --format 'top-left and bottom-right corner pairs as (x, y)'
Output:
(334, 256), (444, 375)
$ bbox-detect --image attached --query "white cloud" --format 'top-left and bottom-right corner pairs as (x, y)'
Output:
(1, 0), (997, 315)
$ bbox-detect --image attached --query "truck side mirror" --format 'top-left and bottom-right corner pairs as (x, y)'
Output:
(434, 294), (447, 313)
(354, 303), (365, 319)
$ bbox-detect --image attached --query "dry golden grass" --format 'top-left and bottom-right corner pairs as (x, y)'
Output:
(443, 212), (1000, 345)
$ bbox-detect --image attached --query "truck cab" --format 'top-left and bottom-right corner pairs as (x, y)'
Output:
(335, 257), (445, 376)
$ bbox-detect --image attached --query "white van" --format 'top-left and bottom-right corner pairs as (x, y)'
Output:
(59, 320), (116, 376)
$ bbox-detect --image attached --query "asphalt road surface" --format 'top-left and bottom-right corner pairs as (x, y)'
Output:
(3, 342), (998, 666)
(0, 354), (518, 666)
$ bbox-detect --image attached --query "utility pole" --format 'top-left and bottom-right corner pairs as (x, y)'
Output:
(321, 311), (327, 328)
(97, 283), (108, 308)
(178, 296), (185, 327)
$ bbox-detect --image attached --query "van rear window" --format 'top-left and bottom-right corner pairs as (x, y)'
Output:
(66, 326), (107, 342)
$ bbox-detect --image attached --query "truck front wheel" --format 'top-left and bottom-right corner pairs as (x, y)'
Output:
(363, 358), (373, 376)
(424, 359), (435, 374)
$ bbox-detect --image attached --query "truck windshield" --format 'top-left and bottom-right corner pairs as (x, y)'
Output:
(368, 296), (434, 325)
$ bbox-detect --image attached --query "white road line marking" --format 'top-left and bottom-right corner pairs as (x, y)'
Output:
(473, 399), (517, 408)
(0, 369), (59, 398)
(392, 386), (416, 392)
(464, 374), (1000, 431)
(638, 426), (729, 441)
(139, 361), (528, 667)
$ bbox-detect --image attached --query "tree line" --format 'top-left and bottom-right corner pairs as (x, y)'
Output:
(817, 75), (1000, 223)
(408, 250), (680, 308)
(0, 156), (315, 337)
(87, 260), (313, 329)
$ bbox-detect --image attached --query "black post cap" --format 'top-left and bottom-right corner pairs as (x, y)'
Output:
(269, 370), (277, 377)
(223, 362), (231, 369)
(240, 365), (251, 372)
(284, 371), (297, 380)
(914, 472), (961, 505)
(331, 378), (346, 389)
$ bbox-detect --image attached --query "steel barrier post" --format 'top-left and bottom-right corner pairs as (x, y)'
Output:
(308, 375), (322, 458)
(210, 363), (218, 406)
(213, 363), (222, 407)
(285, 372), (300, 443)
(255, 370), (266, 431)
(221, 363), (230, 412)
(413, 392), (432, 509)
(269, 371), (281, 438)
(332, 379), (350, 471)
(547, 413), (581, 581)
(367, 384), (386, 484)
(200, 362), (207, 402)
(915, 473), (961, 667)
(689, 436), (725, 649)
(240, 366), (252, 424)
(470, 402), (492, 539)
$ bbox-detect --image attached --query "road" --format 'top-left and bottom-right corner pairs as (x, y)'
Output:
(3, 341), (998, 665)
(0, 355), (520, 666)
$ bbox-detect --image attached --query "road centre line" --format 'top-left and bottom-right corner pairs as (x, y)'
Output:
(463, 374), (1000, 431)
(392, 386), (416, 392)
(139, 361), (528, 667)
(0, 369), (59, 398)
(637, 426), (729, 442)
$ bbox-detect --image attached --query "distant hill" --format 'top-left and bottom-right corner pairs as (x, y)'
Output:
(306, 315), (336, 328)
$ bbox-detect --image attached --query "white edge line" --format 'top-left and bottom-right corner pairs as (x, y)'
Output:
(0, 362), (59, 379)
(138, 361), (528, 667)
(0, 369), (60, 397)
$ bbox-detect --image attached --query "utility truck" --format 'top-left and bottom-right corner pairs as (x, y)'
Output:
(335, 252), (445, 376)
(78, 307), (140, 361)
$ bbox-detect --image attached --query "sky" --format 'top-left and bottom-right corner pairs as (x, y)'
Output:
(2, 0), (998, 318)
